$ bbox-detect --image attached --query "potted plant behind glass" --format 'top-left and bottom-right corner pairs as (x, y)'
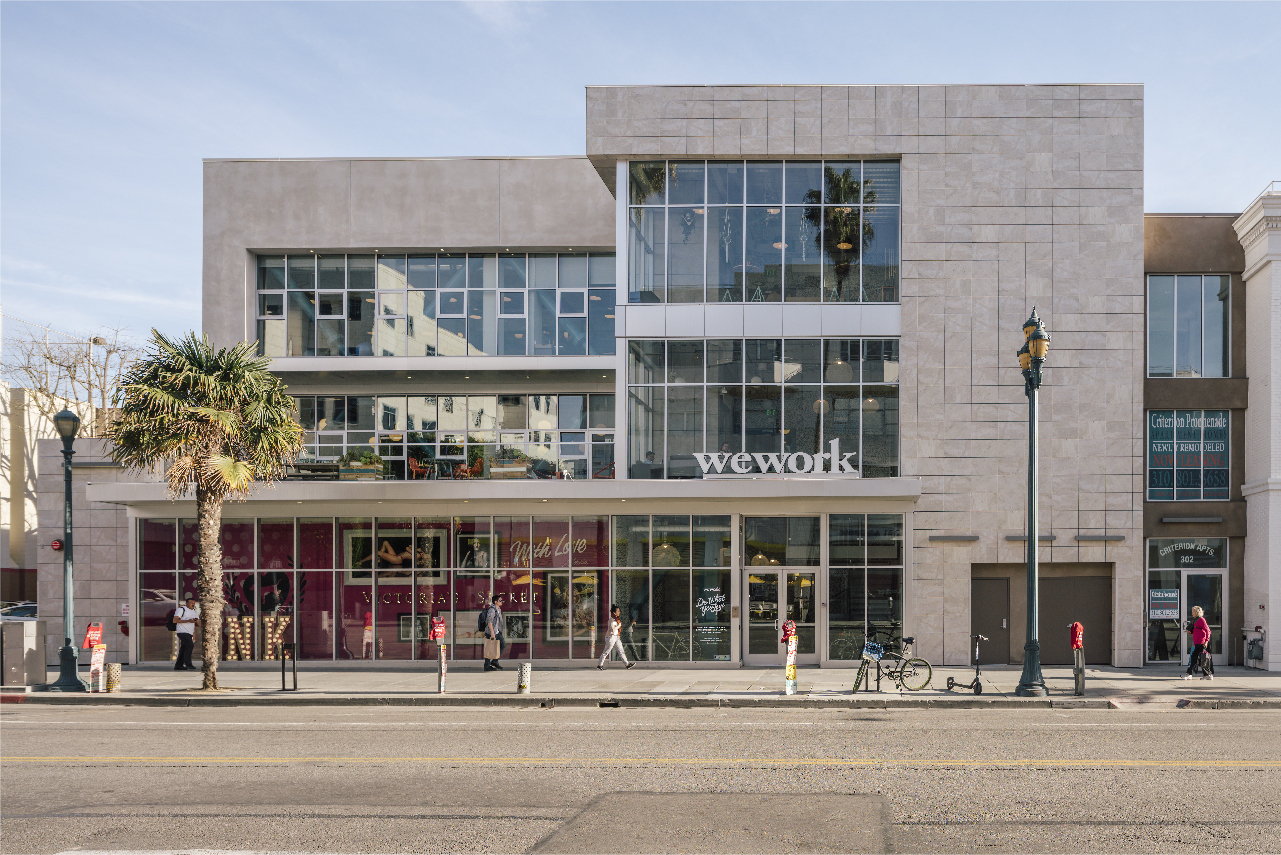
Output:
(339, 449), (385, 481)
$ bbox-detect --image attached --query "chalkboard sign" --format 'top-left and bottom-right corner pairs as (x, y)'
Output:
(1148, 410), (1228, 501)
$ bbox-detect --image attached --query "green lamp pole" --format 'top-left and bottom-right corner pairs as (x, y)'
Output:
(47, 409), (88, 692)
(1015, 309), (1050, 698)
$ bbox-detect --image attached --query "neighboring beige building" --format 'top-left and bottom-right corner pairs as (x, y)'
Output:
(2, 383), (55, 601)
(1234, 184), (1281, 670)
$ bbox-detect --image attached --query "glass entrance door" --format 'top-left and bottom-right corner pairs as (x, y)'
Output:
(743, 571), (819, 666)
(1183, 571), (1225, 666)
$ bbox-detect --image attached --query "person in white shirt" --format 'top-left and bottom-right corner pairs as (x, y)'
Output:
(173, 596), (200, 671)
(598, 604), (635, 670)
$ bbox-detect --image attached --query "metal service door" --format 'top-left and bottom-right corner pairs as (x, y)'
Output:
(1183, 571), (1226, 667)
(743, 571), (819, 666)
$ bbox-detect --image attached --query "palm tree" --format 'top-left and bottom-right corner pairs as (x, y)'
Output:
(804, 166), (878, 301)
(106, 331), (302, 689)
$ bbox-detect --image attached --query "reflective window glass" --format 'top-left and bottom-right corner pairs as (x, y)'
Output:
(628, 340), (664, 384)
(407, 255), (436, 288)
(629, 161), (666, 205)
(706, 162), (744, 205)
(588, 254), (616, 286)
(318, 255), (345, 289)
(437, 255), (466, 289)
(667, 341), (705, 384)
(558, 254), (588, 289)
(288, 256), (316, 289)
(667, 207), (705, 303)
(377, 255), (407, 290)
(588, 289), (616, 356)
(668, 162), (705, 205)
(258, 256), (285, 290)
(347, 256), (375, 290)
(785, 162), (822, 204)
(745, 162), (783, 204)
(498, 255), (526, 289)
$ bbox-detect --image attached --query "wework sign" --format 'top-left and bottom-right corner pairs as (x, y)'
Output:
(695, 439), (860, 478)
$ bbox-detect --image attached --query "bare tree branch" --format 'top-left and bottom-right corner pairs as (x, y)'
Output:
(1, 320), (140, 436)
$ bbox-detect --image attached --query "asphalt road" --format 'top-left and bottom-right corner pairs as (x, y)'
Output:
(2, 705), (1279, 854)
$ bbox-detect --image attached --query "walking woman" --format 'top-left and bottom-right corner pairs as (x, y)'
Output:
(1183, 605), (1215, 681)
(598, 605), (635, 670)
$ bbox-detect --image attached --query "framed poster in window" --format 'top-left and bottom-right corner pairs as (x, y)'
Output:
(457, 534), (492, 574)
(413, 530), (448, 583)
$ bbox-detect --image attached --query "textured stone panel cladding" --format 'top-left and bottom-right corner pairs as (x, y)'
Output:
(589, 85), (1145, 665)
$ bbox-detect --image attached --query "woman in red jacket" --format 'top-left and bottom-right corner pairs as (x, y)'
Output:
(1183, 605), (1215, 681)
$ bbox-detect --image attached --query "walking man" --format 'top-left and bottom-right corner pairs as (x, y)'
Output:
(173, 595), (200, 671)
(598, 604), (635, 670)
(483, 593), (506, 672)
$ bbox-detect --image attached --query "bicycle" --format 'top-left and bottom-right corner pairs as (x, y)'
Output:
(852, 629), (932, 692)
(651, 629), (702, 662)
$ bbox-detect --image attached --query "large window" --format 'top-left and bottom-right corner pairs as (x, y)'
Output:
(1147, 275), (1229, 377)
(627, 338), (899, 479)
(292, 393), (615, 481)
(628, 160), (900, 304)
(138, 514), (731, 663)
(827, 514), (905, 660)
(256, 252), (616, 358)
(1147, 410), (1229, 501)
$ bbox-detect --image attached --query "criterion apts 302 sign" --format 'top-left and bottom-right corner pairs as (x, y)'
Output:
(694, 439), (860, 478)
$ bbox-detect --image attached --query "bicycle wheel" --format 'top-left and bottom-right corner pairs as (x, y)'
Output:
(853, 661), (869, 693)
(898, 658), (932, 691)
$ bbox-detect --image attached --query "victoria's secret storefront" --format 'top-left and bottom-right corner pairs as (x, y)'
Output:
(135, 510), (906, 666)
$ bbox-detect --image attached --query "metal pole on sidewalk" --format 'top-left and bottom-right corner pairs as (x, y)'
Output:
(280, 642), (297, 691)
(1015, 310), (1050, 698)
(437, 643), (447, 694)
(48, 411), (87, 692)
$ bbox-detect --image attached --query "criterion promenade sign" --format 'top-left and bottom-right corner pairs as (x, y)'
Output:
(694, 439), (861, 478)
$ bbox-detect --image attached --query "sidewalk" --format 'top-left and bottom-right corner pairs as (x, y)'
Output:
(6, 662), (1281, 708)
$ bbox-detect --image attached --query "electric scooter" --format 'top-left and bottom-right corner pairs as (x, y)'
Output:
(946, 634), (987, 694)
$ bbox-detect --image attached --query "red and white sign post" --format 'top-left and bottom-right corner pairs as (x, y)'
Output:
(781, 620), (798, 695)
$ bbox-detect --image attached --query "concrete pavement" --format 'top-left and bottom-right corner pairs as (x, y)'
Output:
(6, 662), (1280, 708)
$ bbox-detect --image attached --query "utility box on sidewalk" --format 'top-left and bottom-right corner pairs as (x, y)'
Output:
(1, 620), (48, 687)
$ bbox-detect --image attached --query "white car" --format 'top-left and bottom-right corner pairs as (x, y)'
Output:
(0, 602), (38, 621)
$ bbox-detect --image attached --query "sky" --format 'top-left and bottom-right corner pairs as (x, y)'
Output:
(2, 0), (1278, 347)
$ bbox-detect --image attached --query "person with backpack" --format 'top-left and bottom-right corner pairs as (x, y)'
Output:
(1183, 605), (1215, 681)
(172, 596), (200, 671)
(480, 592), (505, 671)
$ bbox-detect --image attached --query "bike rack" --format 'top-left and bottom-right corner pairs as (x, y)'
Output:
(279, 642), (297, 691)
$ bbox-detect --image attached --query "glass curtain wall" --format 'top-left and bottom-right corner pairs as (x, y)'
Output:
(257, 252), (616, 359)
(293, 393), (615, 481)
(627, 338), (899, 479)
(628, 160), (900, 304)
(141, 515), (734, 663)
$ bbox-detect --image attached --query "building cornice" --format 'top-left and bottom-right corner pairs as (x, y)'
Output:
(1237, 216), (1281, 252)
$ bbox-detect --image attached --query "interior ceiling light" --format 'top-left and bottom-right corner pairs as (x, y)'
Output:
(837, 242), (853, 250)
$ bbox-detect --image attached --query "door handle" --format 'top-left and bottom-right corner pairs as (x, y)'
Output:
(1002, 619), (1007, 629)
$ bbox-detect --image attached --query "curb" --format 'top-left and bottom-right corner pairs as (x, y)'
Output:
(4, 693), (1119, 709)
(1175, 698), (1281, 709)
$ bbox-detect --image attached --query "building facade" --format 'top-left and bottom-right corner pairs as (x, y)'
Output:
(37, 84), (1274, 672)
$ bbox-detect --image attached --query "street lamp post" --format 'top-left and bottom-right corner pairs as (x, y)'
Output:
(1015, 309), (1050, 698)
(47, 409), (87, 692)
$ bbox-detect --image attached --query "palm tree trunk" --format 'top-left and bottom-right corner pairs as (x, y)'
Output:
(195, 484), (225, 690)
